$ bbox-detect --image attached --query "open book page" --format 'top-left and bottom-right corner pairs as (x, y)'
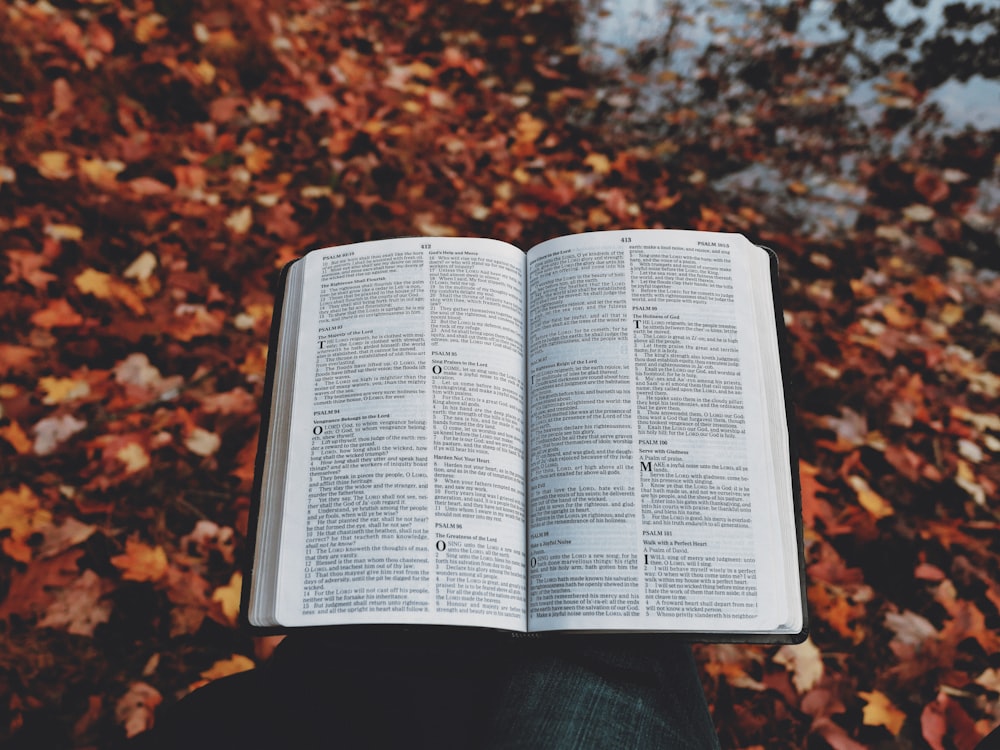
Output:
(264, 237), (528, 630)
(525, 229), (799, 633)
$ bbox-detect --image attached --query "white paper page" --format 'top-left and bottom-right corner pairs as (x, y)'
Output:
(271, 237), (528, 631)
(526, 229), (790, 633)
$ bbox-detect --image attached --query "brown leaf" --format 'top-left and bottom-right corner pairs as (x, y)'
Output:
(4, 250), (58, 289)
(921, 692), (982, 750)
(115, 682), (162, 739)
(37, 569), (113, 636)
(33, 413), (87, 455)
(0, 550), (83, 621)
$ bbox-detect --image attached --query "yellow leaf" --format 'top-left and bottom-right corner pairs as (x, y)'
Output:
(516, 112), (545, 140)
(37, 150), (73, 180)
(185, 427), (221, 457)
(847, 475), (894, 519)
(903, 204), (934, 222)
(79, 157), (125, 187)
(859, 690), (906, 735)
(211, 571), (242, 625)
(0, 485), (53, 562)
(75, 268), (114, 297)
(200, 653), (255, 682)
(38, 376), (90, 405)
(111, 539), (168, 582)
(44, 224), (84, 241)
(123, 251), (158, 281)
(225, 206), (253, 234)
(74, 268), (147, 314)
(116, 442), (151, 474)
(584, 153), (612, 175)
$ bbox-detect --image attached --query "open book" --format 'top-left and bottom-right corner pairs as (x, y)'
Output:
(243, 229), (807, 642)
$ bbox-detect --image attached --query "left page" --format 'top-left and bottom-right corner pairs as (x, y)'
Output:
(248, 237), (528, 631)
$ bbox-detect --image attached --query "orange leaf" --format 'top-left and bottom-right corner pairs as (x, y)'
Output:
(0, 344), (39, 376)
(30, 298), (84, 328)
(199, 654), (254, 682)
(111, 539), (168, 582)
(4, 250), (58, 289)
(0, 485), (53, 562)
(0, 420), (33, 455)
(859, 690), (906, 735)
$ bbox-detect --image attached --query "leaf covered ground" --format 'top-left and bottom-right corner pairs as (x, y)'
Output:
(0, 0), (998, 747)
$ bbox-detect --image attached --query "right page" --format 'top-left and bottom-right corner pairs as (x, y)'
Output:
(525, 229), (803, 637)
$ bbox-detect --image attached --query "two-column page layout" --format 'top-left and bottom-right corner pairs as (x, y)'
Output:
(244, 229), (806, 641)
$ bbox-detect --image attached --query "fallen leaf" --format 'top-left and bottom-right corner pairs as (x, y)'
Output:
(74, 268), (147, 314)
(115, 682), (161, 739)
(847, 475), (894, 519)
(200, 653), (255, 682)
(0, 344), (39, 375)
(116, 441), (151, 474)
(39, 517), (96, 558)
(0, 485), (53, 562)
(33, 413), (87, 455)
(4, 250), (58, 289)
(211, 571), (242, 625)
(0, 420), (34, 454)
(185, 426), (221, 457)
(37, 150), (73, 179)
(30, 298), (85, 328)
(773, 637), (823, 693)
(921, 691), (982, 750)
(859, 690), (906, 735)
(37, 569), (113, 636)
(111, 539), (168, 582)
(38, 375), (91, 405)
(903, 204), (935, 222)
(225, 206), (253, 233)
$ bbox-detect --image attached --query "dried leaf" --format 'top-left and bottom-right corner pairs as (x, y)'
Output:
(115, 682), (161, 738)
(37, 569), (112, 636)
(773, 637), (823, 693)
(111, 539), (168, 582)
(0, 485), (53, 562)
(859, 690), (906, 735)
(30, 299), (84, 328)
(185, 427), (221, 457)
(38, 376), (91, 405)
(33, 413), (87, 455)
(847, 475), (894, 519)
(199, 653), (254, 682)
(211, 571), (242, 625)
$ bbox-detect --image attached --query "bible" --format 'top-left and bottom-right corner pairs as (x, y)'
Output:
(243, 229), (807, 642)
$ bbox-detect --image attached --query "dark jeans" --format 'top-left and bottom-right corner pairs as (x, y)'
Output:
(127, 628), (721, 749)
